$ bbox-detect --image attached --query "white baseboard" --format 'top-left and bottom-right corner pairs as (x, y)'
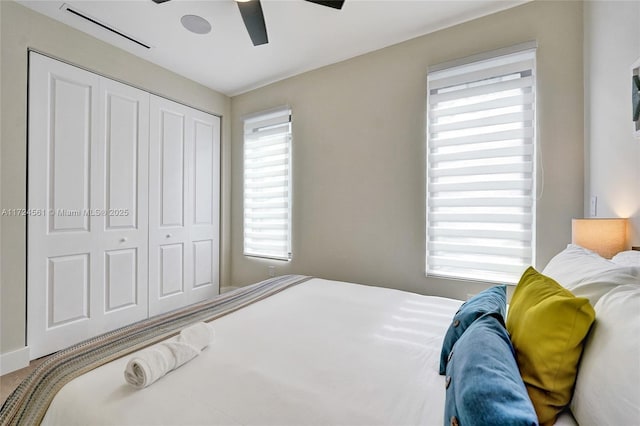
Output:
(0, 347), (30, 375)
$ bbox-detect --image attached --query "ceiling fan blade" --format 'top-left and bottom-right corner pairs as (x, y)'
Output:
(151, 0), (171, 3)
(237, 0), (269, 46)
(304, 0), (345, 10)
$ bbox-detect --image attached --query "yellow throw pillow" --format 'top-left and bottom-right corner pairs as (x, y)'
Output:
(506, 267), (595, 426)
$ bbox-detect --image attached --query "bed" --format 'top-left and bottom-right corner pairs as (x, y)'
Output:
(1, 245), (638, 426)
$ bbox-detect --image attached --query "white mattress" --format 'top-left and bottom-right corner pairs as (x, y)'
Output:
(42, 278), (462, 425)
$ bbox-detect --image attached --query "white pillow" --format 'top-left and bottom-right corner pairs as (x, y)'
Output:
(611, 250), (640, 272)
(570, 284), (640, 426)
(542, 244), (639, 306)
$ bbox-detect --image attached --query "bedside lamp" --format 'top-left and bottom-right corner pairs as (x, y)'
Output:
(572, 218), (628, 259)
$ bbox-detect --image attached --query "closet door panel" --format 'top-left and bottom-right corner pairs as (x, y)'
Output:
(193, 239), (214, 289)
(94, 78), (149, 330)
(159, 243), (185, 297)
(105, 93), (141, 230)
(188, 111), (220, 302)
(105, 248), (138, 312)
(194, 120), (214, 225)
(50, 78), (92, 233)
(160, 111), (186, 227)
(28, 54), (100, 358)
(149, 96), (191, 315)
(48, 253), (90, 326)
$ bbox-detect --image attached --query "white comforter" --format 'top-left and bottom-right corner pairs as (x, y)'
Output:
(42, 278), (462, 425)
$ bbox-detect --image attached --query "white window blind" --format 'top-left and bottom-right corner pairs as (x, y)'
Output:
(243, 107), (292, 261)
(426, 48), (536, 284)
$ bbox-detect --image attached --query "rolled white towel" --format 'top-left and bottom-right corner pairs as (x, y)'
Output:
(177, 320), (216, 349)
(124, 321), (215, 389)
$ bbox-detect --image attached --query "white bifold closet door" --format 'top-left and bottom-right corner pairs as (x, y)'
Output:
(28, 54), (150, 358)
(148, 97), (220, 316)
(28, 53), (220, 358)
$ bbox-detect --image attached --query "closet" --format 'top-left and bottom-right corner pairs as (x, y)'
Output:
(27, 53), (220, 358)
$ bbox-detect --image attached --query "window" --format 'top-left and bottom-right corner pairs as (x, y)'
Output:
(243, 107), (292, 260)
(426, 46), (536, 284)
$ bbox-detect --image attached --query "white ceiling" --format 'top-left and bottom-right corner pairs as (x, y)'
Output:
(18, 0), (527, 96)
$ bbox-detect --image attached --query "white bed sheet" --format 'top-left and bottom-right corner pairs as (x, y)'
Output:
(42, 278), (462, 426)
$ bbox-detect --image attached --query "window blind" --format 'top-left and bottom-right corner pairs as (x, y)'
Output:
(243, 107), (292, 260)
(426, 49), (536, 284)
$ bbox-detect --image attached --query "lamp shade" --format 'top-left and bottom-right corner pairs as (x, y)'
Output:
(572, 218), (628, 259)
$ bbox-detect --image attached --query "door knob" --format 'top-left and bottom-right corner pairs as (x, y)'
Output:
(120, 237), (127, 243)
(166, 233), (172, 238)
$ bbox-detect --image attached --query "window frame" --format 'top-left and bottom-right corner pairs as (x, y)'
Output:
(242, 106), (293, 261)
(425, 43), (538, 284)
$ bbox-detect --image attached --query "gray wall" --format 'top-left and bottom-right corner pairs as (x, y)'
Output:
(0, 0), (3, 363)
(584, 1), (640, 245)
(0, 1), (232, 356)
(230, 0), (585, 300)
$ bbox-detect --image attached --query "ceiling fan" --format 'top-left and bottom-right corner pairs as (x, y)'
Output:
(151, 0), (345, 46)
